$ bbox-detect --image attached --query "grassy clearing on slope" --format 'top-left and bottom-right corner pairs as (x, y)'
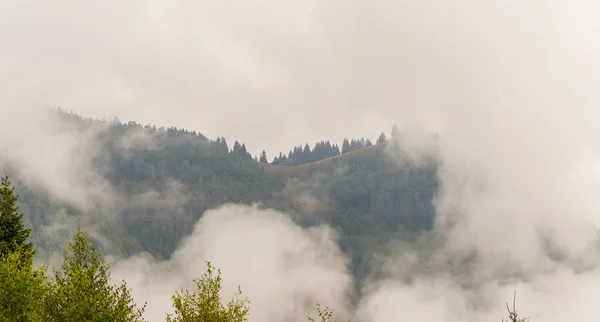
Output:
(260, 143), (388, 179)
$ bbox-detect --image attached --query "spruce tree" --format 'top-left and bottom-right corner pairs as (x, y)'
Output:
(241, 144), (249, 158)
(341, 139), (350, 154)
(259, 150), (268, 163)
(0, 174), (33, 265)
(303, 144), (312, 163)
(43, 228), (146, 321)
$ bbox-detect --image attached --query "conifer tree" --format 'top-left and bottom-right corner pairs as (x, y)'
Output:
(232, 141), (241, 154)
(303, 144), (312, 163)
(43, 228), (146, 322)
(0, 174), (33, 265)
(241, 144), (249, 158)
(341, 139), (350, 154)
(332, 144), (340, 156)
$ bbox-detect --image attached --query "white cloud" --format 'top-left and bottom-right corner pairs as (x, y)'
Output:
(111, 204), (353, 322)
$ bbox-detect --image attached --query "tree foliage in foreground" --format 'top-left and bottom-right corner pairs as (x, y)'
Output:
(166, 261), (250, 322)
(0, 246), (48, 321)
(41, 228), (146, 322)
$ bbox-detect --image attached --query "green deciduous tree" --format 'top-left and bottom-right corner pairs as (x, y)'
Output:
(0, 174), (34, 266)
(0, 246), (49, 322)
(42, 228), (146, 322)
(166, 261), (249, 322)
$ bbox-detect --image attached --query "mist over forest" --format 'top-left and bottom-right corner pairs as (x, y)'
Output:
(2, 0), (600, 321)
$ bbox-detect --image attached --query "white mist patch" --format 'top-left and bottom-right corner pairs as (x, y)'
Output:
(0, 108), (116, 212)
(111, 204), (353, 322)
(359, 268), (600, 322)
(369, 1), (600, 321)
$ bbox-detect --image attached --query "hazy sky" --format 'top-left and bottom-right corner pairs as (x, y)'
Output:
(1, 0), (393, 156)
(5, 1), (597, 156)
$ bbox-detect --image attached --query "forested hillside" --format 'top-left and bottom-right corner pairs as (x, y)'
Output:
(13, 109), (438, 288)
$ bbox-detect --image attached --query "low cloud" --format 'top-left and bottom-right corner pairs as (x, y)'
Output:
(0, 108), (116, 212)
(127, 179), (190, 214)
(111, 204), (354, 322)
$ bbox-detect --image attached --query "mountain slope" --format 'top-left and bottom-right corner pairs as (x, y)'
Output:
(11, 109), (438, 287)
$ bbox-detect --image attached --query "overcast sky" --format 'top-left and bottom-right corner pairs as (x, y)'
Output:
(1, 1), (599, 157)
(4, 2), (600, 321)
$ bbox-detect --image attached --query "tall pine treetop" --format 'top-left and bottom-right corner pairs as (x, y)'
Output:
(0, 174), (34, 264)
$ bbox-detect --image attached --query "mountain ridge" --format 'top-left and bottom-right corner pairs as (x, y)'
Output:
(9, 108), (438, 289)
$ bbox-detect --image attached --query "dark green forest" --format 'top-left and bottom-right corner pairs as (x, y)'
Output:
(12, 109), (437, 289)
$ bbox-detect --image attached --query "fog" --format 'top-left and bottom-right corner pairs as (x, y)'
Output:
(3, 0), (600, 321)
(111, 204), (353, 322)
(0, 108), (117, 211)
